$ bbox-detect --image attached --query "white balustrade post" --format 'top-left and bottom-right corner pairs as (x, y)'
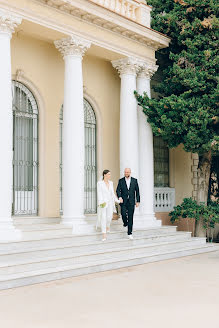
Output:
(115, 0), (120, 12)
(121, 0), (126, 15)
(55, 36), (91, 229)
(0, 10), (22, 240)
(112, 57), (140, 179)
(137, 62), (161, 226)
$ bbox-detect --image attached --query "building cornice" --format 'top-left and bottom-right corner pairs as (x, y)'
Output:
(0, 0), (166, 63)
(38, 0), (170, 51)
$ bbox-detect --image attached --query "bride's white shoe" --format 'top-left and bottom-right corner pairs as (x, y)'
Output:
(102, 238), (106, 242)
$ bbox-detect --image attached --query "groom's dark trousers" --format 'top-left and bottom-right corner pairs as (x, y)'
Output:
(116, 177), (140, 235)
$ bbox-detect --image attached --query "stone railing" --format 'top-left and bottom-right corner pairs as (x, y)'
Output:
(154, 187), (175, 212)
(90, 0), (151, 27)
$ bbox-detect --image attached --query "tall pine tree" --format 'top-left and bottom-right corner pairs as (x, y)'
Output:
(136, 0), (219, 236)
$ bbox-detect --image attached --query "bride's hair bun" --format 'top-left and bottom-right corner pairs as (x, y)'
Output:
(103, 169), (110, 179)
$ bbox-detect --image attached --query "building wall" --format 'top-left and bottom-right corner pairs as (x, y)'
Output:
(170, 145), (193, 205)
(11, 34), (120, 217)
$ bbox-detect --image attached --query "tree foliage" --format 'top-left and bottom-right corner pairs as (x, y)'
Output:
(169, 197), (219, 240)
(135, 0), (219, 155)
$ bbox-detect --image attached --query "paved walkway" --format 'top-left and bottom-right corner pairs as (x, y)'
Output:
(0, 248), (218, 328)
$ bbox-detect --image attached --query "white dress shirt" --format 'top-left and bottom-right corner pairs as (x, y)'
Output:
(125, 177), (131, 190)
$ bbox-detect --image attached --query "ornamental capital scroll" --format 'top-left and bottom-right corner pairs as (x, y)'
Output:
(54, 35), (91, 58)
(111, 57), (142, 77)
(0, 10), (22, 36)
(138, 62), (159, 79)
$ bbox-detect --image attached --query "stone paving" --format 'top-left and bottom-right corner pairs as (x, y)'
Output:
(0, 246), (218, 328)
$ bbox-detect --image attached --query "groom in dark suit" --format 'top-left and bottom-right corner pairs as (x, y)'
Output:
(116, 168), (140, 239)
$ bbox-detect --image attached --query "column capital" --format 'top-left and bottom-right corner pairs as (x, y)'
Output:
(0, 10), (22, 36)
(138, 62), (159, 79)
(112, 57), (142, 77)
(54, 35), (91, 58)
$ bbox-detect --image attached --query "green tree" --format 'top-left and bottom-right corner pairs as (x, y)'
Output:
(135, 0), (219, 236)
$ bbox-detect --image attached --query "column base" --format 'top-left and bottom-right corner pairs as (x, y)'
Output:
(0, 219), (22, 241)
(133, 213), (161, 229)
(61, 215), (85, 225)
(61, 215), (98, 234)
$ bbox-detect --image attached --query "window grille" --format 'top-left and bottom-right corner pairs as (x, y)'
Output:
(12, 81), (38, 215)
(154, 136), (169, 187)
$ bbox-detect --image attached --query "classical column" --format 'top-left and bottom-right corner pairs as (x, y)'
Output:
(112, 57), (140, 179)
(0, 10), (22, 240)
(55, 36), (91, 226)
(137, 62), (160, 225)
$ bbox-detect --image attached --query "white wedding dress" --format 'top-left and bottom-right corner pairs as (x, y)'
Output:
(96, 180), (120, 233)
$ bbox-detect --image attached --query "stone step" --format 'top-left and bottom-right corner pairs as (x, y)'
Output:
(0, 231), (192, 261)
(13, 217), (61, 225)
(0, 243), (216, 290)
(14, 224), (73, 239)
(0, 226), (178, 252)
(0, 238), (207, 275)
(13, 223), (70, 231)
(12, 220), (137, 238)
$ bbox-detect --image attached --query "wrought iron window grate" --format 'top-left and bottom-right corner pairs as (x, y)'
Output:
(12, 81), (38, 215)
(154, 136), (169, 187)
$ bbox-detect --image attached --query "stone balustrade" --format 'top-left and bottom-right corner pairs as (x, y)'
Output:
(90, 0), (151, 27)
(154, 188), (175, 212)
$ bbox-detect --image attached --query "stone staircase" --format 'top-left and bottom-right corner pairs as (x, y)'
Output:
(0, 219), (216, 290)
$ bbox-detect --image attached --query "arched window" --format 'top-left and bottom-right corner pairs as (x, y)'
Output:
(12, 81), (38, 215)
(154, 136), (169, 187)
(84, 99), (97, 214)
(60, 99), (97, 214)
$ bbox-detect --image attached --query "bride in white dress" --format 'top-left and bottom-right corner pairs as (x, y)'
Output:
(96, 170), (120, 241)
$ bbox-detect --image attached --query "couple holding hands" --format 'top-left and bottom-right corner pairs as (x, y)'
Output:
(96, 168), (140, 241)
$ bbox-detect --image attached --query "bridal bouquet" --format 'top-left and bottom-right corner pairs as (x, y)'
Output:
(99, 202), (106, 208)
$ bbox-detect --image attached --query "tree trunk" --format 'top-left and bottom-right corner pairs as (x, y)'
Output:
(195, 150), (212, 237)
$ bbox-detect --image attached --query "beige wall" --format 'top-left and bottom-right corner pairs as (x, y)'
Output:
(169, 145), (193, 205)
(11, 34), (120, 217)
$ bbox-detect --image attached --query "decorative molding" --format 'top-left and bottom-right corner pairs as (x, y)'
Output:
(0, 9), (22, 35)
(138, 62), (159, 79)
(54, 35), (91, 57)
(112, 57), (159, 78)
(38, 0), (169, 51)
(15, 69), (25, 81)
(112, 57), (142, 76)
(0, 1), (160, 63)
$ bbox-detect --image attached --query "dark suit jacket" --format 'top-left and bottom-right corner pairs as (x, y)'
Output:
(116, 177), (140, 206)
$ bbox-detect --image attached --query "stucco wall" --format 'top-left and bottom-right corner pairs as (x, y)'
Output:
(170, 145), (193, 205)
